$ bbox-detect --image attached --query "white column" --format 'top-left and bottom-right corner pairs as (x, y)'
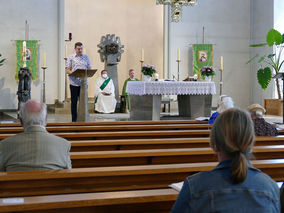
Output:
(163, 5), (170, 79)
(57, 0), (65, 103)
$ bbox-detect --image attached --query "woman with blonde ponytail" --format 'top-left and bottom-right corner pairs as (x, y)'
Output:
(171, 108), (280, 213)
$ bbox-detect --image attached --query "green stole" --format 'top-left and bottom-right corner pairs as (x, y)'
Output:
(95, 78), (111, 103)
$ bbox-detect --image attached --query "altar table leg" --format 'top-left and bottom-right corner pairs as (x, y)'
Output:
(178, 95), (212, 119)
(129, 95), (161, 121)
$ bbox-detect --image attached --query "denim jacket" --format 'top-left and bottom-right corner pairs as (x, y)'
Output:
(171, 160), (280, 213)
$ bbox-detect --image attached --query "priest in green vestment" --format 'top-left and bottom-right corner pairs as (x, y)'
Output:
(122, 69), (139, 110)
(94, 70), (116, 113)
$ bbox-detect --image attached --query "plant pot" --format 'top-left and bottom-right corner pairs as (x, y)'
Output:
(264, 99), (283, 116)
(144, 75), (152, 82)
(204, 76), (212, 82)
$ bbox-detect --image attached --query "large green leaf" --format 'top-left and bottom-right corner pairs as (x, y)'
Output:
(267, 29), (283, 46)
(257, 67), (272, 89)
(258, 55), (267, 63)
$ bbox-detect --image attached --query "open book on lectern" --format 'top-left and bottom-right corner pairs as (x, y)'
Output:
(70, 69), (97, 78)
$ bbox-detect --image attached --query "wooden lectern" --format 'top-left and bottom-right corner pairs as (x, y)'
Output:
(70, 69), (97, 122)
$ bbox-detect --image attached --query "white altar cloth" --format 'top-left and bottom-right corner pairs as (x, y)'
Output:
(126, 81), (216, 96)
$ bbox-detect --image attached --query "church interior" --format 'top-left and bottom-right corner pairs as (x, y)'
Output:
(0, 0), (284, 212)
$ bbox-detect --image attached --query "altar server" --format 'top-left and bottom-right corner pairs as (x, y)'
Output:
(94, 70), (116, 113)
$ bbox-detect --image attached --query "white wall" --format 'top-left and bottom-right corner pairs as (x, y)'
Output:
(168, 0), (252, 109)
(250, 0), (274, 104)
(0, 0), (62, 109)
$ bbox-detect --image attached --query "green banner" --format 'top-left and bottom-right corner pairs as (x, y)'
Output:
(192, 44), (213, 76)
(15, 40), (38, 81)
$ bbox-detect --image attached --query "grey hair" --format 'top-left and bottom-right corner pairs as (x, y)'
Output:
(249, 110), (263, 118)
(129, 69), (134, 74)
(19, 100), (47, 128)
(217, 95), (234, 113)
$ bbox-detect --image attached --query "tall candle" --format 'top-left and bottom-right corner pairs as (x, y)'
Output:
(43, 52), (46, 67)
(177, 48), (180, 61)
(141, 48), (144, 61)
(65, 44), (67, 58)
(220, 56), (223, 70)
(83, 48), (86, 54)
(23, 41), (27, 67)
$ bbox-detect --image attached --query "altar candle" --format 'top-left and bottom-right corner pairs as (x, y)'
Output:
(220, 56), (223, 70)
(65, 44), (67, 58)
(23, 41), (26, 67)
(43, 52), (46, 67)
(177, 48), (180, 61)
(141, 48), (144, 61)
(83, 48), (86, 54)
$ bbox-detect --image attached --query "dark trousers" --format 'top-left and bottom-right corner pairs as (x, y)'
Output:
(70, 85), (80, 122)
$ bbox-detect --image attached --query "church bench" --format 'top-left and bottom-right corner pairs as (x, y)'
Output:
(0, 129), (211, 141)
(0, 159), (283, 198)
(0, 123), (211, 134)
(69, 136), (284, 151)
(0, 189), (178, 213)
(70, 145), (284, 168)
(0, 120), (207, 128)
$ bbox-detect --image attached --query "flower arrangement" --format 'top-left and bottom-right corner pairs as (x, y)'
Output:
(141, 64), (156, 77)
(200, 66), (215, 77)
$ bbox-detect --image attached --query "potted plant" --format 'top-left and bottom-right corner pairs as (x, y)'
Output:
(248, 29), (284, 115)
(141, 64), (156, 82)
(200, 66), (215, 82)
(0, 54), (5, 67)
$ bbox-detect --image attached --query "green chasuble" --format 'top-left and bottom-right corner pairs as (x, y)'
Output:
(95, 77), (111, 103)
(122, 78), (139, 109)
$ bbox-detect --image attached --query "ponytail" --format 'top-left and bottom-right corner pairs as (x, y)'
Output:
(231, 152), (248, 184)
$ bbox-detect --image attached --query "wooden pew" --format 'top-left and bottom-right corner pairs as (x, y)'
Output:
(0, 159), (283, 198)
(69, 136), (284, 152)
(70, 145), (284, 168)
(0, 130), (211, 141)
(0, 124), (211, 134)
(0, 189), (178, 213)
(0, 120), (207, 128)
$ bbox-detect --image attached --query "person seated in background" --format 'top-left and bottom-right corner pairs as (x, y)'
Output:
(208, 95), (234, 124)
(247, 103), (278, 136)
(0, 100), (72, 171)
(122, 69), (139, 110)
(171, 108), (280, 213)
(94, 70), (116, 113)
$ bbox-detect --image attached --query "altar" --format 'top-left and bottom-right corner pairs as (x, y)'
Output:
(126, 81), (216, 120)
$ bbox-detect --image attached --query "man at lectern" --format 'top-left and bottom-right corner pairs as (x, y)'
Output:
(65, 42), (91, 122)
(94, 70), (116, 113)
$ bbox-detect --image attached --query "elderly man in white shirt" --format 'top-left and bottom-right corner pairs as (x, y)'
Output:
(94, 70), (116, 113)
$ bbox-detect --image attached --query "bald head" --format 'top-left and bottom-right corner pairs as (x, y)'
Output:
(19, 100), (47, 129)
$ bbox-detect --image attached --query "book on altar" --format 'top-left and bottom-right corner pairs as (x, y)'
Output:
(169, 181), (184, 192)
(195, 117), (209, 121)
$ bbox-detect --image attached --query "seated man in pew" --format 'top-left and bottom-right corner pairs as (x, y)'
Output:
(172, 109), (280, 213)
(0, 100), (72, 171)
(94, 70), (116, 113)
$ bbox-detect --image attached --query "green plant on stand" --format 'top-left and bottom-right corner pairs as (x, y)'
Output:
(248, 29), (284, 99)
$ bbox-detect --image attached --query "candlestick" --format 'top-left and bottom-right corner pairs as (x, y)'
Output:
(65, 44), (67, 58)
(220, 56), (223, 70)
(41, 66), (47, 103)
(64, 57), (68, 102)
(176, 60), (180, 81)
(141, 48), (144, 62)
(43, 52), (46, 67)
(177, 48), (180, 61)
(140, 60), (144, 80)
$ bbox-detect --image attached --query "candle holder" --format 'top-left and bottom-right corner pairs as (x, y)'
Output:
(140, 60), (144, 80)
(41, 66), (47, 104)
(176, 59), (181, 81)
(219, 68), (223, 95)
(64, 58), (68, 102)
